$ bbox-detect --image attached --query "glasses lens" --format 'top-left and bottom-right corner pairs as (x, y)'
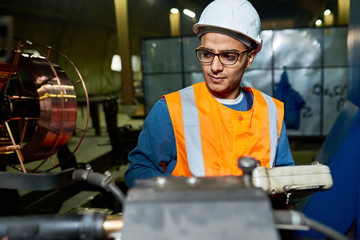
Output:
(219, 52), (239, 65)
(197, 49), (214, 63)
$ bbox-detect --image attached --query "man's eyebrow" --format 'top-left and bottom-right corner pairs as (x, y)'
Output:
(198, 46), (212, 51)
(198, 46), (240, 52)
(221, 49), (242, 52)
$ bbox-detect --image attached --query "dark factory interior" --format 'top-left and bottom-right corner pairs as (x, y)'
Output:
(0, 0), (359, 239)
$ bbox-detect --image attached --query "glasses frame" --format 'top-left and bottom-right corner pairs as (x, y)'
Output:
(195, 46), (249, 66)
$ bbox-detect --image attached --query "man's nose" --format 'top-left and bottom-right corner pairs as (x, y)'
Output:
(211, 55), (224, 73)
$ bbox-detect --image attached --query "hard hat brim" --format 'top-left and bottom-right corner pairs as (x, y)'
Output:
(193, 24), (262, 53)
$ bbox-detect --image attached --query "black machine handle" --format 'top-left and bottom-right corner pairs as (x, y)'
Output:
(0, 213), (111, 240)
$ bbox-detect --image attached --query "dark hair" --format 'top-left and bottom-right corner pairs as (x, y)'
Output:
(248, 40), (258, 51)
(198, 26), (253, 49)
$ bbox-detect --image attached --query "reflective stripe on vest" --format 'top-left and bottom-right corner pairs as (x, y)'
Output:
(260, 92), (279, 168)
(179, 86), (279, 175)
(180, 86), (205, 176)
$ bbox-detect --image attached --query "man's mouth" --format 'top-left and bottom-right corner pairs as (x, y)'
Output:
(209, 75), (226, 83)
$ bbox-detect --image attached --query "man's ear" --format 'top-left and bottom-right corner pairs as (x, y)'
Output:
(246, 50), (257, 69)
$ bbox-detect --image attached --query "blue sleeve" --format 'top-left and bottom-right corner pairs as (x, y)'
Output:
(124, 98), (177, 188)
(275, 120), (295, 166)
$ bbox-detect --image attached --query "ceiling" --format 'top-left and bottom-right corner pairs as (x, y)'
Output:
(129, 0), (339, 38)
(2, 0), (342, 40)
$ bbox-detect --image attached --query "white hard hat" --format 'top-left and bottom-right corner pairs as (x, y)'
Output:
(193, 0), (262, 53)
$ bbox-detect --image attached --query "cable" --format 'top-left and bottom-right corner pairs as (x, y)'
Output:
(273, 210), (349, 240)
(72, 168), (126, 206)
(108, 181), (126, 205)
(304, 217), (349, 240)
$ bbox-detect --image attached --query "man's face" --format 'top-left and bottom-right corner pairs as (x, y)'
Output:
(200, 32), (256, 99)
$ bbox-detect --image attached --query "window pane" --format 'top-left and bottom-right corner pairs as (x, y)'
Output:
(274, 29), (322, 68)
(142, 38), (182, 73)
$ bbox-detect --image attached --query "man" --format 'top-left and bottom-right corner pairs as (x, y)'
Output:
(125, 0), (294, 188)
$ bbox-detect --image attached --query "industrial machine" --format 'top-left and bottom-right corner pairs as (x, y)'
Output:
(0, 157), (346, 240)
(122, 157), (339, 240)
(0, 16), (349, 240)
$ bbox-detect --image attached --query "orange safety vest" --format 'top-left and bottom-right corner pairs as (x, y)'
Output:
(164, 82), (284, 177)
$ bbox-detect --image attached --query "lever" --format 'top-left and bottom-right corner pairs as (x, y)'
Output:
(238, 156), (259, 187)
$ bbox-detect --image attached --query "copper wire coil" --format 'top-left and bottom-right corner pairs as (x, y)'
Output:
(0, 41), (89, 171)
